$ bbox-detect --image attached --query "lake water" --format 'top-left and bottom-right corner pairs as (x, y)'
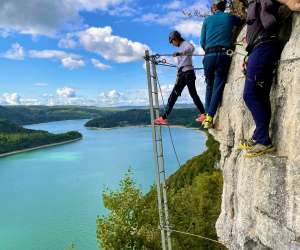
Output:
(0, 120), (206, 250)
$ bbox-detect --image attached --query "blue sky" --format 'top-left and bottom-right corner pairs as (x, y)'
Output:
(0, 0), (210, 106)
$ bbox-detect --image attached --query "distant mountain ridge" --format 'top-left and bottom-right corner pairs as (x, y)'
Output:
(0, 104), (196, 125)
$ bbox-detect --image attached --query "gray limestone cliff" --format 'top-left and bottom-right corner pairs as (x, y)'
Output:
(212, 14), (300, 249)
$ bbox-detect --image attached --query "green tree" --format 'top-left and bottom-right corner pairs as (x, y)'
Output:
(97, 171), (148, 250)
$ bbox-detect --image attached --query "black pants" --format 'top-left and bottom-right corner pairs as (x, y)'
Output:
(243, 41), (280, 145)
(163, 70), (205, 119)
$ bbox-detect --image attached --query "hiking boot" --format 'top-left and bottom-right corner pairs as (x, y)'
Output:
(239, 138), (256, 150)
(244, 144), (275, 158)
(203, 115), (213, 129)
(195, 113), (206, 123)
(154, 117), (168, 126)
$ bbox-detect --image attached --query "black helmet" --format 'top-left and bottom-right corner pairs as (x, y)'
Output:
(169, 31), (183, 43)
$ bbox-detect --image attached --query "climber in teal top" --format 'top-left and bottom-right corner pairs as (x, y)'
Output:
(201, 0), (244, 129)
(200, 8), (243, 51)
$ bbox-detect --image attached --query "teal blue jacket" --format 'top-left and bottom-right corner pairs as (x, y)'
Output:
(201, 11), (243, 51)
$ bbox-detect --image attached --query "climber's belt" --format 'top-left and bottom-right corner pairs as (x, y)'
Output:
(205, 46), (233, 55)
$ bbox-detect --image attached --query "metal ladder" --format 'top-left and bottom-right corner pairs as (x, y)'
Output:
(144, 50), (172, 250)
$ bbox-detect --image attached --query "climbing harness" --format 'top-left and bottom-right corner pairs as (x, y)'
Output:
(144, 50), (226, 250)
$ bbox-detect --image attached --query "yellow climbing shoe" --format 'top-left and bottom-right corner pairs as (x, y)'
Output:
(203, 115), (213, 129)
(244, 144), (275, 158)
(239, 138), (256, 150)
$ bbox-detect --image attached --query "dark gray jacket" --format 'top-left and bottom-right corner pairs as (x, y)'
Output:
(246, 0), (280, 52)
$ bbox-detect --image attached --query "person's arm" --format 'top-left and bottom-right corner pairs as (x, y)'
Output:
(200, 21), (207, 49)
(200, 20), (207, 50)
(277, 0), (300, 11)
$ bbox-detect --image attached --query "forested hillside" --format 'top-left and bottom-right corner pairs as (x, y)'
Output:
(0, 119), (82, 155)
(97, 134), (225, 250)
(0, 105), (109, 125)
(85, 108), (201, 128)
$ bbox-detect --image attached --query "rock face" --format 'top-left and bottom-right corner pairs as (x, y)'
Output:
(212, 14), (300, 250)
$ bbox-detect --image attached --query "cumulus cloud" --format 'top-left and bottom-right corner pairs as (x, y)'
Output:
(163, 0), (184, 10)
(99, 90), (122, 105)
(57, 87), (76, 98)
(3, 43), (25, 60)
(2, 93), (21, 105)
(175, 20), (203, 37)
(29, 49), (85, 69)
(62, 57), (85, 69)
(91, 58), (111, 70)
(58, 34), (77, 49)
(0, 0), (132, 36)
(77, 26), (149, 63)
(136, 0), (209, 29)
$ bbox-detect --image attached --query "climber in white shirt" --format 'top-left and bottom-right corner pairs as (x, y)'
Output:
(154, 31), (206, 125)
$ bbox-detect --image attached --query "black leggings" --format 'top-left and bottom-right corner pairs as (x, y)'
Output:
(163, 70), (205, 119)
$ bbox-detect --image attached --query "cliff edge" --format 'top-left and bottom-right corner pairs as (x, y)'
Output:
(212, 14), (300, 249)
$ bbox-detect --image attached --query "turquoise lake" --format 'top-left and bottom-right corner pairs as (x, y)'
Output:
(0, 120), (206, 250)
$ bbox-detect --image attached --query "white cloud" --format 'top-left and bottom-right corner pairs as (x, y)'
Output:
(34, 83), (48, 87)
(57, 87), (76, 98)
(62, 57), (85, 69)
(29, 50), (69, 59)
(91, 58), (111, 70)
(3, 43), (25, 60)
(163, 0), (184, 10)
(136, 11), (183, 26)
(0, 0), (132, 36)
(135, 0), (209, 28)
(58, 34), (77, 49)
(99, 90), (122, 106)
(175, 20), (203, 37)
(29, 49), (85, 69)
(77, 26), (149, 63)
(3, 93), (21, 105)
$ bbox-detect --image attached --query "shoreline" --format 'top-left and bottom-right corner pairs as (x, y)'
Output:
(0, 137), (82, 159)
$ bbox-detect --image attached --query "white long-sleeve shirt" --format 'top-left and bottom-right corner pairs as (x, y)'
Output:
(177, 41), (195, 72)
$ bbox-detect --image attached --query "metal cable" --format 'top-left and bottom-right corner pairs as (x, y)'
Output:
(166, 228), (227, 247)
(153, 53), (205, 58)
(156, 63), (204, 71)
